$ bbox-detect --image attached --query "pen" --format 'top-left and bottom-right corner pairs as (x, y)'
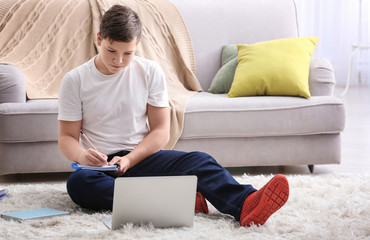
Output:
(79, 130), (120, 170)
(80, 130), (97, 151)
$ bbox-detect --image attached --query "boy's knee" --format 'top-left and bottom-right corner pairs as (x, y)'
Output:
(67, 170), (98, 208)
(66, 170), (114, 210)
(67, 170), (91, 188)
(67, 170), (89, 200)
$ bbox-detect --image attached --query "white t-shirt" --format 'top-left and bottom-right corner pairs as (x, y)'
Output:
(58, 56), (169, 155)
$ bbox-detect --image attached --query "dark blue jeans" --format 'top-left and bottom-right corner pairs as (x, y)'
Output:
(67, 150), (256, 221)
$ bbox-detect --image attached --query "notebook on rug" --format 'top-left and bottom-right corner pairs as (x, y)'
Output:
(102, 175), (197, 229)
(1, 208), (69, 222)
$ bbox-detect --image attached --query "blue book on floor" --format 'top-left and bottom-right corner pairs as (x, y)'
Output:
(1, 208), (69, 222)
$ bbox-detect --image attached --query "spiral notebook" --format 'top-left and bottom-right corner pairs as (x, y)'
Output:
(71, 163), (118, 171)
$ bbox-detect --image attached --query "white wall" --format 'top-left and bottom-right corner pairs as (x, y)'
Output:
(295, 0), (370, 86)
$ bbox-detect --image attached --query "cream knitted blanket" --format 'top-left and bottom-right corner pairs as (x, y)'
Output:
(0, 0), (201, 149)
(0, 0), (97, 98)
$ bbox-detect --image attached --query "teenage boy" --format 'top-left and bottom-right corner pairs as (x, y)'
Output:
(58, 5), (289, 227)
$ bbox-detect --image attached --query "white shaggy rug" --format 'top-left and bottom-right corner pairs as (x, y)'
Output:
(0, 174), (369, 240)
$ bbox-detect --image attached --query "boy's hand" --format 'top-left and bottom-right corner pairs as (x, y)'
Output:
(77, 148), (108, 167)
(108, 156), (131, 176)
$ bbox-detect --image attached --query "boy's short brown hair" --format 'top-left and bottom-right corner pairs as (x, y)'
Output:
(99, 5), (142, 42)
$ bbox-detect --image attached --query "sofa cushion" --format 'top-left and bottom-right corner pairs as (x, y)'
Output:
(228, 37), (318, 98)
(0, 99), (59, 142)
(208, 48), (336, 97)
(181, 92), (345, 139)
(208, 45), (238, 94)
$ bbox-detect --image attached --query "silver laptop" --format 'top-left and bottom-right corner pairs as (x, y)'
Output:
(102, 175), (197, 229)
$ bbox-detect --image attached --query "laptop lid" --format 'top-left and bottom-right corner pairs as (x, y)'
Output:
(107, 175), (197, 229)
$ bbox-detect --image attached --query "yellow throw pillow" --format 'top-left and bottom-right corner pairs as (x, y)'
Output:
(227, 37), (318, 98)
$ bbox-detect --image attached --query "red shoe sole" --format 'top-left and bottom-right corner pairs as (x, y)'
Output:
(195, 192), (209, 214)
(241, 174), (289, 227)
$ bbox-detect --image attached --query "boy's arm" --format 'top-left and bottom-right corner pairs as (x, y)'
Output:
(108, 104), (170, 174)
(58, 120), (108, 166)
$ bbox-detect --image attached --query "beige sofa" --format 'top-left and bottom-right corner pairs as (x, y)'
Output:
(171, 0), (345, 172)
(0, 0), (345, 175)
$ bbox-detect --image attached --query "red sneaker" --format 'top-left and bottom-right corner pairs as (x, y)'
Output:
(240, 174), (289, 227)
(195, 192), (209, 213)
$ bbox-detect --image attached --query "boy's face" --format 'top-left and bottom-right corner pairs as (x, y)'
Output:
(95, 32), (137, 75)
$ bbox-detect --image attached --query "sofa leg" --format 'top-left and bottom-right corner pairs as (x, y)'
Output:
(308, 165), (314, 173)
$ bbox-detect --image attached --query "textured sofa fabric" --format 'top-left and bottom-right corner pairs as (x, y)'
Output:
(0, 0), (345, 175)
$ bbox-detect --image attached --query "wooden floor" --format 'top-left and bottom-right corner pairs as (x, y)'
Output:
(1, 86), (369, 185)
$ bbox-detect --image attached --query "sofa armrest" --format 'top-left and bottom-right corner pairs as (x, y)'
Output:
(0, 64), (26, 103)
(309, 58), (335, 97)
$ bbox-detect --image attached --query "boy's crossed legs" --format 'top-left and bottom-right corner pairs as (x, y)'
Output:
(67, 150), (289, 227)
